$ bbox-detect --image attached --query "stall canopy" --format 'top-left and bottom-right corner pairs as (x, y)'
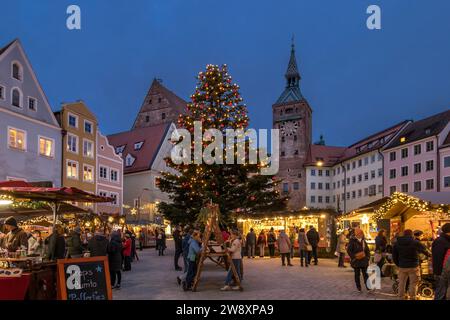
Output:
(0, 202), (88, 218)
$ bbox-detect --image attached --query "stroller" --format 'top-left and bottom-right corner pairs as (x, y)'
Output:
(387, 257), (435, 299)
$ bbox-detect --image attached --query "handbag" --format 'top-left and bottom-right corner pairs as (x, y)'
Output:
(306, 244), (313, 252)
(354, 251), (366, 260)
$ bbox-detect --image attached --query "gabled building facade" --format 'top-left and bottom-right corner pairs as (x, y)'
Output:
(0, 39), (62, 186)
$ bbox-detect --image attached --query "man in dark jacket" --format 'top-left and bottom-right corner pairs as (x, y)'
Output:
(173, 225), (183, 271)
(88, 230), (109, 257)
(306, 225), (320, 265)
(108, 231), (123, 289)
(246, 228), (256, 259)
(3, 216), (28, 252)
(432, 223), (450, 300)
(66, 226), (83, 258)
(393, 229), (430, 300)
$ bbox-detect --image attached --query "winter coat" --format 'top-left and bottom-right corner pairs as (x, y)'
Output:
(122, 238), (132, 257)
(188, 238), (201, 262)
(336, 233), (348, 253)
(156, 232), (166, 249)
(246, 231), (257, 246)
(173, 229), (183, 251)
(347, 237), (370, 268)
(306, 228), (320, 247)
(257, 234), (267, 246)
(267, 232), (277, 245)
(108, 234), (123, 272)
(182, 234), (191, 257)
(4, 227), (28, 252)
(88, 234), (109, 257)
(277, 232), (291, 254)
(375, 235), (388, 253)
(228, 238), (242, 259)
(66, 231), (83, 257)
(431, 234), (450, 276)
(298, 231), (310, 250)
(27, 236), (43, 256)
(45, 233), (66, 260)
(392, 235), (430, 268)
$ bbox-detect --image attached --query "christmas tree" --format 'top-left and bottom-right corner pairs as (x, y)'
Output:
(157, 64), (287, 225)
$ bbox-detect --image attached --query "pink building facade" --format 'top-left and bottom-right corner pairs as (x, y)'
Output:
(383, 110), (450, 195)
(96, 131), (123, 215)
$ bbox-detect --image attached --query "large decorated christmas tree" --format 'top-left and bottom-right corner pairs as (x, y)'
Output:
(157, 64), (287, 225)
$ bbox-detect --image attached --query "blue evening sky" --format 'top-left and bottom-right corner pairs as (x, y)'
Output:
(2, 0), (450, 146)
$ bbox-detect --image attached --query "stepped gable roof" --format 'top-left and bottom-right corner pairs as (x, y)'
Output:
(107, 123), (170, 174)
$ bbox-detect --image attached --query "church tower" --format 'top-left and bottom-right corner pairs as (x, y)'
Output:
(273, 40), (312, 210)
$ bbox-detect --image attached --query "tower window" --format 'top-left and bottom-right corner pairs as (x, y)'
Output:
(145, 115), (150, 122)
(158, 97), (162, 103)
(162, 112), (166, 120)
(148, 99), (152, 104)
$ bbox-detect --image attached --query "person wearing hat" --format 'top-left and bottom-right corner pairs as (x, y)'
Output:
(3, 216), (28, 252)
(66, 226), (83, 258)
(432, 223), (450, 300)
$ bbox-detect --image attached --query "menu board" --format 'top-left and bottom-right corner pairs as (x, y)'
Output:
(57, 256), (112, 300)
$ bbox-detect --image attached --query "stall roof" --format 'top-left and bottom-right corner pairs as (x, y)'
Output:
(0, 202), (88, 218)
(407, 192), (450, 205)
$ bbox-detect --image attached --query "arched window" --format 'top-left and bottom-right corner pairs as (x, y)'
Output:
(12, 62), (22, 81)
(12, 88), (21, 108)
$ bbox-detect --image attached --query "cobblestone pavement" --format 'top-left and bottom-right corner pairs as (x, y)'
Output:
(114, 240), (398, 300)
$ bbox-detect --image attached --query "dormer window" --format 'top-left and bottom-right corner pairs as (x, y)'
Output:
(425, 128), (431, 135)
(12, 62), (22, 81)
(134, 141), (144, 150)
(125, 154), (136, 167)
(115, 145), (125, 154)
(11, 88), (22, 108)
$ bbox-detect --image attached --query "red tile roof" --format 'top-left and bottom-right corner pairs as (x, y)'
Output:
(305, 144), (346, 167)
(107, 123), (170, 174)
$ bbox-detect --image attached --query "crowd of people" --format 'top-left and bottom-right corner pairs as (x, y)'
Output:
(0, 216), (145, 290)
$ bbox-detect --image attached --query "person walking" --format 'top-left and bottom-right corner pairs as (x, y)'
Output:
(27, 230), (44, 256)
(138, 230), (145, 251)
(267, 227), (277, 258)
(347, 228), (371, 292)
(336, 230), (349, 267)
(173, 225), (183, 271)
(66, 226), (83, 258)
(184, 230), (202, 291)
(277, 229), (293, 266)
(122, 233), (132, 271)
(108, 231), (123, 289)
(88, 229), (109, 257)
(432, 223), (450, 300)
(375, 229), (388, 275)
(257, 230), (267, 258)
(392, 229), (430, 300)
(221, 230), (243, 291)
(157, 228), (167, 256)
(245, 228), (256, 259)
(298, 228), (310, 267)
(177, 226), (193, 286)
(306, 225), (320, 265)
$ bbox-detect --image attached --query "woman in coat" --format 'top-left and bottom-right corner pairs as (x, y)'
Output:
(267, 228), (277, 258)
(157, 228), (167, 256)
(108, 231), (123, 289)
(298, 228), (310, 267)
(256, 231), (267, 258)
(277, 230), (293, 266)
(347, 228), (371, 292)
(122, 233), (132, 271)
(336, 229), (349, 267)
(375, 229), (388, 275)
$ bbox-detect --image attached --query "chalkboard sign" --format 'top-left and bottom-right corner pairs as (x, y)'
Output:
(57, 256), (112, 300)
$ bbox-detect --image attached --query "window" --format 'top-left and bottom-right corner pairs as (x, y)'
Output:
(162, 113), (166, 120)
(346, 192), (350, 200)
(337, 167), (340, 174)
(134, 141), (144, 150)
(333, 195), (336, 203)
(358, 189), (362, 197)
(293, 135), (297, 141)
(99, 166), (108, 180)
(67, 160), (78, 179)
(369, 185), (376, 196)
(282, 183), (288, 193)
(158, 98), (162, 103)
(426, 160), (434, 172)
(125, 154), (136, 167)
(318, 183), (323, 190)
(83, 140), (94, 158)
(325, 196), (330, 204)
(389, 186), (396, 195)
(318, 196), (323, 203)
(110, 169), (118, 182)
(28, 97), (36, 111)
(389, 152), (396, 162)
(8, 127), (26, 150)
(444, 177), (450, 188)
(357, 174), (362, 182)
(145, 115), (150, 123)
(358, 159), (362, 167)
(389, 169), (396, 179)
(326, 170), (330, 176)
(83, 165), (94, 182)
(311, 182), (316, 190)
(347, 163), (351, 170)
(0, 85), (4, 100)
(364, 157), (369, 165)
(281, 151), (285, 157)
(337, 181), (340, 188)
(12, 62), (21, 80)
(444, 157), (450, 168)
(39, 136), (54, 157)
(352, 176), (356, 184)
(325, 183), (330, 190)
(281, 137), (285, 143)
(352, 191), (356, 199)
(110, 193), (118, 206)
(426, 179), (434, 190)
(318, 170), (323, 176)
(310, 196), (316, 203)
(347, 178), (350, 185)
(364, 188), (368, 196)
(371, 155), (376, 163)
(67, 134), (78, 153)
(426, 141), (434, 152)
(352, 161), (356, 169)
(378, 168), (383, 177)
(414, 181), (422, 192)
(378, 185), (383, 193)
(311, 169), (316, 176)
(11, 88), (21, 107)
(99, 191), (108, 198)
(364, 172), (369, 181)
(293, 182), (299, 190)
(401, 166), (408, 177)
(371, 170), (376, 179)
(84, 120), (93, 134)
(333, 182), (336, 189)
(294, 150), (299, 155)
(414, 144), (421, 155)
(414, 163), (421, 174)
(401, 184), (408, 193)
(401, 148), (408, 159)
